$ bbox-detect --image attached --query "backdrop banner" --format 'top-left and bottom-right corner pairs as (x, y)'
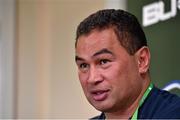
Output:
(127, 0), (180, 95)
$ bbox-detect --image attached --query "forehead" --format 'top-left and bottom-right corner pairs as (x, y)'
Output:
(76, 29), (124, 56)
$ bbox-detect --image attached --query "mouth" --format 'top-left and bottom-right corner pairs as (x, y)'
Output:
(91, 89), (110, 101)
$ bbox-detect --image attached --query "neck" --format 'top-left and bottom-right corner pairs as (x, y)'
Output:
(105, 103), (138, 119)
(105, 79), (151, 119)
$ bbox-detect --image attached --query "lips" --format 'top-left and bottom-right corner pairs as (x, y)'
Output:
(91, 89), (109, 101)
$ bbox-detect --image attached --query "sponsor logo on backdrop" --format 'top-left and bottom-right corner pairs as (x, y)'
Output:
(143, 0), (180, 27)
(163, 80), (180, 91)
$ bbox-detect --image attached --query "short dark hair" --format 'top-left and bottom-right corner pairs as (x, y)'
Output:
(75, 9), (147, 55)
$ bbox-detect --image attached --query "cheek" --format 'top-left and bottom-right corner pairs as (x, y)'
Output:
(105, 64), (123, 80)
(109, 60), (139, 89)
(103, 63), (130, 88)
(78, 72), (88, 88)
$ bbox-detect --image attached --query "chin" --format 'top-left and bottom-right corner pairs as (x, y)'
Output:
(91, 101), (114, 112)
(96, 106), (115, 113)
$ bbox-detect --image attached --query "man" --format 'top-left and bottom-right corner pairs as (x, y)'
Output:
(75, 9), (180, 119)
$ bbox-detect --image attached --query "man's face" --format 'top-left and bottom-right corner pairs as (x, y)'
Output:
(75, 28), (143, 112)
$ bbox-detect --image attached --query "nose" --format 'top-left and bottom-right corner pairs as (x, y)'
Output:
(88, 66), (103, 85)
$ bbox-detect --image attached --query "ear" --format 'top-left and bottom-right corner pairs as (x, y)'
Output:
(135, 46), (151, 74)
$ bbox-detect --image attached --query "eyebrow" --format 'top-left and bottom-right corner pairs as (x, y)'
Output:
(75, 56), (84, 62)
(75, 48), (114, 62)
(93, 48), (114, 57)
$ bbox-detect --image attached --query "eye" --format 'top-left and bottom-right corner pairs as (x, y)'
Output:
(99, 59), (110, 65)
(80, 63), (88, 68)
(79, 63), (89, 72)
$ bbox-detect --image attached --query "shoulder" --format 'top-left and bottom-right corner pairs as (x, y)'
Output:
(152, 87), (180, 106)
(154, 87), (180, 118)
(139, 86), (180, 119)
